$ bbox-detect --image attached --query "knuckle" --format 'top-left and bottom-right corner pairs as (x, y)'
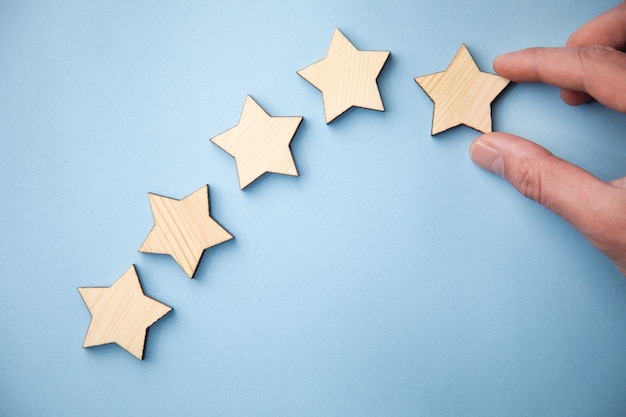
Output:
(505, 155), (554, 210)
(577, 46), (609, 74)
(576, 48), (594, 89)
(509, 158), (546, 205)
(579, 44), (616, 58)
(575, 46), (626, 113)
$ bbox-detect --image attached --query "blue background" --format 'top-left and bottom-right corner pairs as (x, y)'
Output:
(2, 1), (626, 416)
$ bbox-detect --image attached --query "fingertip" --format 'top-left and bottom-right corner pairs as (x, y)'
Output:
(470, 133), (508, 177)
(470, 132), (500, 156)
(472, 132), (518, 149)
(565, 27), (586, 48)
(492, 48), (545, 81)
(471, 132), (553, 177)
(560, 88), (592, 106)
(493, 51), (516, 74)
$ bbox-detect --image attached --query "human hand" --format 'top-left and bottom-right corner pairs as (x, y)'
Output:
(469, 2), (626, 276)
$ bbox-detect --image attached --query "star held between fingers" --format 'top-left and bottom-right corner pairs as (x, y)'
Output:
(298, 28), (390, 123)
(139, 185), (233, 278)
(415, 44), (510, 135)
(78, 265), (172, 360)
(211, 95), (303, 190)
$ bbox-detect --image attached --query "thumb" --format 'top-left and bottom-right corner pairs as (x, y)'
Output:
(470, 132), (626, 275)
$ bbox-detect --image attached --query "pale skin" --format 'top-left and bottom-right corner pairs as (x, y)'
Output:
(469, 1), (626, 276)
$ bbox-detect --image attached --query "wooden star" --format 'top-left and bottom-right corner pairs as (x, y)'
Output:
(211, 95), (303, 190)
(414, 44), (510, 135)
(78, 265), (172, 360)
(297, 28), (390, 123)
(139, 185), (233, 278)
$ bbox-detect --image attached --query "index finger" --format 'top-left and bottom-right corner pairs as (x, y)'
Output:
(493, 46), (626, 113)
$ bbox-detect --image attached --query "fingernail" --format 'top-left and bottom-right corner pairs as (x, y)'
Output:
(493, 52), (515, 71)
(470, 141), (504, 177)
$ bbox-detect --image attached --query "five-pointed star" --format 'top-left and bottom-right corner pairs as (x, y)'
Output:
(297, 28), (390, 124)
(139, 185), (233, 278)
(211, 95), (303, 190)
(78, 265), (172, 360)
(414, 44), (510, 135)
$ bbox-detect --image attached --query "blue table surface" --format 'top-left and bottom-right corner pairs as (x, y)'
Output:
(2, 1), (626, 416)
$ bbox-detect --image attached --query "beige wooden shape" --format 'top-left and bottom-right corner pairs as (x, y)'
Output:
(414, 44), (510, 135)
(139, 185), (233, 278)
(297, 28), (390, 124)
(210, 95), (303, 190)
(77, 265), (172, 360)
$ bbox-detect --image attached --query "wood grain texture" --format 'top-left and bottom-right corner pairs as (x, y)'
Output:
(78, 265), (172, 360)
(415, 44), (510, 135)
(298, 28), (390, 124)
(139, 185), (233, 278)
(211, 95), (303, 190)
